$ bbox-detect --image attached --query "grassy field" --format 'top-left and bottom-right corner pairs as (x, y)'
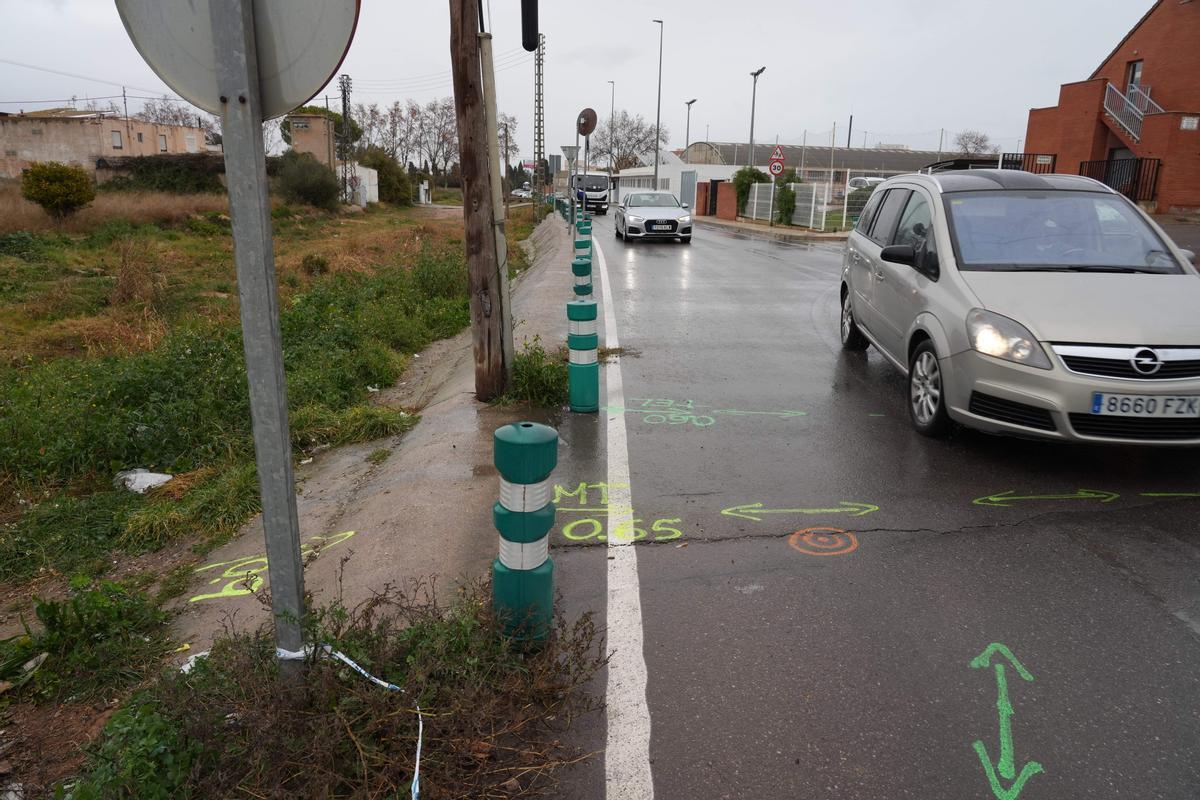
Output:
(0, 188), (534, 595)
(0, 183), (571, 795)
(431, 185), (464, 205)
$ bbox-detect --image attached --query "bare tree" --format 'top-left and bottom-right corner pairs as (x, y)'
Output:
(498, 113), (521, 165)
(954, 129), (998, 156)
(419, 97), (458, 184)
(354, 102), (387, 152)
(591, 110), (669, 172)
(383, 100), (422, 168)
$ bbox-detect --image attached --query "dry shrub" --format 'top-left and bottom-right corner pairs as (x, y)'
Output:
(109, 237), (167, 307)
(14, 308), (168, 362)
(70, 577), (607, 799)
(0, 184), (228, 235)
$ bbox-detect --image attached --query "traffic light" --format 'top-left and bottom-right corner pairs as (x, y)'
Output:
(521, 0), (538, 51)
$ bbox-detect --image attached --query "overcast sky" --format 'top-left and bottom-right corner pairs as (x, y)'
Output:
(1, 0), (1151, 159)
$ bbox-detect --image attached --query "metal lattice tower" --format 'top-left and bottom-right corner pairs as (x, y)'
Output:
(533, 34), (545, 213)
(339, 74), (352, 200)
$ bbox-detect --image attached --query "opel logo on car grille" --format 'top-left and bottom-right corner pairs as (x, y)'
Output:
(1130, 348), (1163, 375)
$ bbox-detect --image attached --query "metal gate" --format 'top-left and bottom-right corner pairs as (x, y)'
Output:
(1079, 157), (1161, 202)
(680, 170), (697, 208)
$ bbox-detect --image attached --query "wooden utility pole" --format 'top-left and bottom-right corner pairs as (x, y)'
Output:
(449, 0), (507, 400)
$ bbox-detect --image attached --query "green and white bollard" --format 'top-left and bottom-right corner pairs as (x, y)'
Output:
(492, 421), (558, 640)
(572, 256), (593, 298)
(567, 299), (599, 412)
(574, 236), (591, 260)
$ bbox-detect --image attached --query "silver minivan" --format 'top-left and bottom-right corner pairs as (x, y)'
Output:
(839, 170), (1200, 445)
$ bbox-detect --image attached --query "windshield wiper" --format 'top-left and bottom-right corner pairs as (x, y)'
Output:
(987, 265), (1163, 274)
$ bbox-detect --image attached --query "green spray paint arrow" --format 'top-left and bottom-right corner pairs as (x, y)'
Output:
(1141, 492), (1200, 498)
(972, 489), (1119, 508)
(970, 643), (1044, 800)
(721, 501), (879, 521)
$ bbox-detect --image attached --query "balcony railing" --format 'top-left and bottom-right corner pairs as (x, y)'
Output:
(1103, 83), (1165, 141)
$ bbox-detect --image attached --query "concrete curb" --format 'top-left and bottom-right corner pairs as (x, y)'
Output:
(695, 217), (849, 244)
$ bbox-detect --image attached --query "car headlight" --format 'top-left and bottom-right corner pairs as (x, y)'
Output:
(966, 309), (1051, 369)
(627, 215), (644, 224)
(678, 214), (692, 224)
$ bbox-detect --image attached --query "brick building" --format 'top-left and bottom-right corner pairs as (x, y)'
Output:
(0, 108), (210, 180)
(1025, 0), (1200, 213)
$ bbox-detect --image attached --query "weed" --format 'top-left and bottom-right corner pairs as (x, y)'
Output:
(108, 238), (166, 308)
(366, 448), (390, 465)
(0, 580), (169, 701)
(0, 232), (49, 261)
(496, 337), (569, 407)
(300, 252), (328, 275)
(55, 696), (201, 799)
(61, 579), (605, 798)
(291, 405), (416, 450)
(155, 562), (196, 603)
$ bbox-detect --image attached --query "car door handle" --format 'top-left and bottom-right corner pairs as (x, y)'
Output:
(873, 269), (885, 282)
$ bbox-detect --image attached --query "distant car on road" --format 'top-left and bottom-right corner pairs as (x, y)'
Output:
(839, 169), (1200, 445)
(615, 190), (693, 244)
(848, 176), (886, 191)
(511, 187), (532, 199)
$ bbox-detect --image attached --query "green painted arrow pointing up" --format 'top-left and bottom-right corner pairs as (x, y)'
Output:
(972, 489), (1119, 508)
(720, 501), (879, 522)
(970, 642), (1043, 800)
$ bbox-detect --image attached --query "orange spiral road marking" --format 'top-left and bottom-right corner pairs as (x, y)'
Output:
(788, 526), (859, 557)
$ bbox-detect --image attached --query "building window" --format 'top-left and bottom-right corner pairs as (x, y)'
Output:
(1182, 116), (1200, 131)
(111, 130), (123, 149)
(185, 134), (197, 153)
(158, 134), (168, 152)
(1125, 60), (1143, 91)
(137, 132), (143, 143)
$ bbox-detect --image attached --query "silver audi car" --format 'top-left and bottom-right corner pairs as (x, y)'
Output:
(615, 190), (693, 244)
(839, 170), (1200, 445)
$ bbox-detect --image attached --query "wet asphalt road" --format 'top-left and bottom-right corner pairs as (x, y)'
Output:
(549, 216), (1200, 800)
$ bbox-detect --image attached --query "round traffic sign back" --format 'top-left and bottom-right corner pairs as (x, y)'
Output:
(116, 0), (360, 119)
(577, 108), (598, 136)
(768, 160), (784, 176)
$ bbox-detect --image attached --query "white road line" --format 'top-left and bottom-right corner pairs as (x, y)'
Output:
(593, 238), (655, 800)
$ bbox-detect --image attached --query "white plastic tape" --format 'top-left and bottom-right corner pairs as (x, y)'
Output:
(498, 534), (550, 570)
(569, 348), (598, 365)
(499, 476), (553, 512)
(569, 319), (598, 336)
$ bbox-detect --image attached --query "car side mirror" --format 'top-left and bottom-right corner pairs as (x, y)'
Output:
(880, 244), (916, 266)
(682, 202), (689, 209)
(1182, 248), (1196, 264)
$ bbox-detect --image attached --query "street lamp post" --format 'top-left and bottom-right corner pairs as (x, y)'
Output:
(607, 79), (615, 201)
(748, 66), (765, 169)
(652, 18), (663, 187)
(684, 98), (697, 162)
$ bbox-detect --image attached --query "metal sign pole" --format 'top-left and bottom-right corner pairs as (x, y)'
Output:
(211, 0), (306, 671)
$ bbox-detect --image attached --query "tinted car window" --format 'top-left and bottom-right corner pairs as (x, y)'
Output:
(894, 194), (932, 247)
(855, 190), (884, 234)
(868, 189), (911, 245)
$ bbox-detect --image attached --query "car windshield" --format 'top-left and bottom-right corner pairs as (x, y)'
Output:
(573, 175), (610, 191)
(945, 190), (1181, 273)
(627, 193), (680, 208)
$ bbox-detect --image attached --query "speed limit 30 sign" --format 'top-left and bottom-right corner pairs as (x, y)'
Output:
(768, 160), (784, 176)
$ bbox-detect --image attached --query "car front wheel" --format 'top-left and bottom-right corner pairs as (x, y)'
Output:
(908, 340), (951, 438)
